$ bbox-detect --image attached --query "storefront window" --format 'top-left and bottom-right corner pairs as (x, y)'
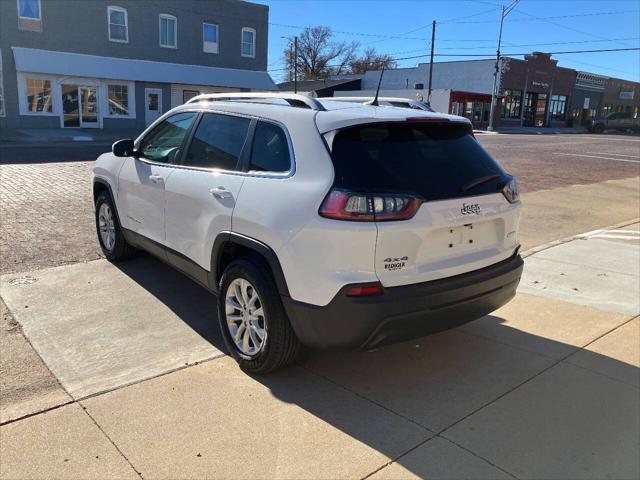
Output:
(464, 101), (473, 120)
(183, 90), (199, 103)
(549, 94), (566, 121)
(108, 84), (129, 115)
(473, 102), (482, 121)
(26, 78), (52, 113)
(500, 89), (521, 119)
(450, 102), (463, 116)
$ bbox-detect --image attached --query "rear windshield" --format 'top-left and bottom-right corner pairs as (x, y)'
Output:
(327, 122), (506, 201)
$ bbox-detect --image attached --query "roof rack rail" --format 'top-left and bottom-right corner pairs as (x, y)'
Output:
(185, 92), (326, 111)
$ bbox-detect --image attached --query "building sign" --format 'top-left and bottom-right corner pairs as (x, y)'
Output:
(583, 97), (590, 109)
(532, 80), (550, 90)
(619, 90), (635, 100)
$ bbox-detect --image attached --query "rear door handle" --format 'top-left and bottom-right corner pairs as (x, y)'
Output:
(149, 174), (164, 184)
(209, 187), (233, 199)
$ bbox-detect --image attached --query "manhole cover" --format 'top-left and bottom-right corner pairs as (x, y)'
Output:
(8, 276), (38, 285)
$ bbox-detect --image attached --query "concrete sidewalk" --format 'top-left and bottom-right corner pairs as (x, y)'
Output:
(1, 225), (638, 479)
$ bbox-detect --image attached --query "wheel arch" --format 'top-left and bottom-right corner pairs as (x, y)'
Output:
(93, 178), (123, 227)
(211, 232), (290, 298)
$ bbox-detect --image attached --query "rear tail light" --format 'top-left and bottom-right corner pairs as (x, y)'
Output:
(319, 189), (422, 221)
(345, 282), (384, 297)
(502, 177), (519, 203)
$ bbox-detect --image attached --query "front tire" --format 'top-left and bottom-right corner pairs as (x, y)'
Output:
(218, 258), (300, 374)
(95, 191), (136, 261)
(593, 123), (605, 133)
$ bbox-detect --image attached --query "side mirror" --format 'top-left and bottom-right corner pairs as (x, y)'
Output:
(112, 139), (135, 157)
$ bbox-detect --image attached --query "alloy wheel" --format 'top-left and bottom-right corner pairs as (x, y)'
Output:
(98, 203), (116, 252)
(225, 278), (267, 356)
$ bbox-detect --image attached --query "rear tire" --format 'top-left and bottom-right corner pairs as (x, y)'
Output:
(95, 191), (136, 261)
(217, 257), (300, 374)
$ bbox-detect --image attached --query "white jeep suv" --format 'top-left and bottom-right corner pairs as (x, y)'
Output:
(93, 93), (523, 373)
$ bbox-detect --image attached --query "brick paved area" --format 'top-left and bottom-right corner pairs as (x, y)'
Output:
(0, 134), (638, 276)
(0, 161), (101, 275)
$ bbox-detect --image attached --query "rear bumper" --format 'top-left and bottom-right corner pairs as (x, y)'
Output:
(282, 253), (523, 351)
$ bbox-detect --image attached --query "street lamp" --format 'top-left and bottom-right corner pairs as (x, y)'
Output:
(487, 0), (520, 131)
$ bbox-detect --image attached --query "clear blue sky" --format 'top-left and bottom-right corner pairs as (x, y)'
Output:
(256, 0), (640, 83)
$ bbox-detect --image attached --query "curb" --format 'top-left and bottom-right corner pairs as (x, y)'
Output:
(521, 218), (640, 259)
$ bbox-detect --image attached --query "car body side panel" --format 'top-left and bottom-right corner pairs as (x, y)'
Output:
(164, 168), (245, 270)
(231, 115), (379, 307)
(92, 152), (127, 204)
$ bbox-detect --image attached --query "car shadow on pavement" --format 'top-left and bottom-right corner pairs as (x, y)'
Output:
(113, 253), (225, 350)
(113, 253), (639, 479)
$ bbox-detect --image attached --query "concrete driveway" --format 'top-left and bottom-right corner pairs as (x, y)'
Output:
(1, 226), (638, 479)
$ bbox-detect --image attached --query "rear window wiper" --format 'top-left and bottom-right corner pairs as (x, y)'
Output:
(460, 174), (502, 193)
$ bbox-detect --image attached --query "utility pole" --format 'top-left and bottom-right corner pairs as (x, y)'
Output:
(487, 0), (519, 131)
(427, 20), (436, 103)
(289, 42), (294, 82)
(294, 36), (298, 94)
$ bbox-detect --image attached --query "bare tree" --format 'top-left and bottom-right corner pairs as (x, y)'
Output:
(350, 47), (397, 74)
(284, 26), (359, 80)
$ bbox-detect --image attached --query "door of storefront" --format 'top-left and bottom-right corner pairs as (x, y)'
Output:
(61, 85), (100, 128)
(523, 92), (548, 127)
(145, 88), (163, 126)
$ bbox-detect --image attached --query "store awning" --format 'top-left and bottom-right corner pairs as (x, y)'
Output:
(12, 47), (277, 91)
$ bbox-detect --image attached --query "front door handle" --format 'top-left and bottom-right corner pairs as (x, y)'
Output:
(149, 174), (164, 184)
(209, 187), (233, 199)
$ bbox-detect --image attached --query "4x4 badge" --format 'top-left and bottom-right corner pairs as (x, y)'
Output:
(461, 203), (481, 215)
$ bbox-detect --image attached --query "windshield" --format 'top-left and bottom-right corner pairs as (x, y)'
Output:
(326, 122), (507, 201)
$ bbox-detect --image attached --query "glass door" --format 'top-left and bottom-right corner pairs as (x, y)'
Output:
(535, 93), (548, 127)
(80, 87), (99, 128)
(523, 92), (536, 126)
(62, 84), (80, 128)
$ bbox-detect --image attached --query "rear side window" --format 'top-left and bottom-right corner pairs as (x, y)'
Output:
(327, 122), (506, 201)
(184, 113), (251, 170)
(249, 121), (291, 173)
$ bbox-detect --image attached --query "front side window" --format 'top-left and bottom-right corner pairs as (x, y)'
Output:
(250, 121), (291, 173)
(26, 78), (52, 113)
(159, 14), (177, 48)
(549, 95), (567, 121)
(107, 84), (129, 115)
(108, 6), (128, 43)
(184, 113), (251, 170)
(501, 90), (522, 119)
(18, 0), (40, 19)
(203, 23), (219, 53)
(138, 112), (197, 164)
(241, 27), (255, 57)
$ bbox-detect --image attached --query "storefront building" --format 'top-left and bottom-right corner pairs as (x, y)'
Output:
(0, 0), (276, 130)
(497, 52), (576, 128)
(449, 91), (492, 130)
(570, 72), (606, 126)
(602, 77), (639, 118)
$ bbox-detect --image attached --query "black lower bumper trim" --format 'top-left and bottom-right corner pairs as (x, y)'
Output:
(282, 254), (524, 351)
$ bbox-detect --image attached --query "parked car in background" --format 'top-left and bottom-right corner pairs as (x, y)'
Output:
(587, 112), (640, 133)
(93, 93), (522, 374)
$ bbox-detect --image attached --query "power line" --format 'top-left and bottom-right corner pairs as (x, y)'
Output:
(511, 7), (637, 49)
(268, 47), (640, 73)
(444, 9), (639, 24)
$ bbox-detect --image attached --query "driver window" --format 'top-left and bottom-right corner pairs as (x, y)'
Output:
(138, 112), (197, 164)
